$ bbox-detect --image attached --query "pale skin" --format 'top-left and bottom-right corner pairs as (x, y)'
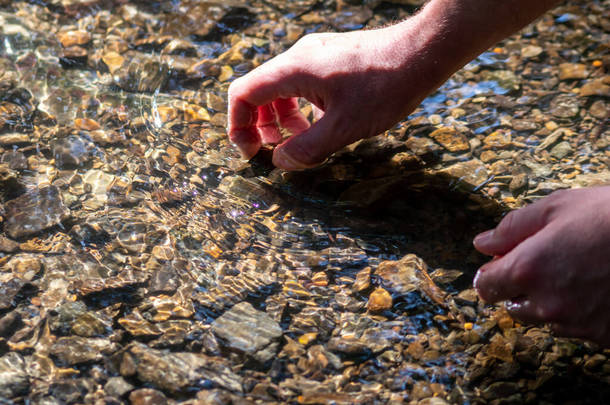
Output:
(227, 0), (610, 345)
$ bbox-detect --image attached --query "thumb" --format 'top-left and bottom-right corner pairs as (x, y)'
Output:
(272, 110), (348, 171)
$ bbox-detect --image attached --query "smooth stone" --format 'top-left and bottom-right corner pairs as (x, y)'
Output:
(0, 133), (31, 145)
(520, 45), (543, 58)
(211, 302), (282, 363)
(4, 186), (70, 239)
(435, 159), (489, 191)
(550, 141), (572, 159)
(57, 30), (91, 47)
(558, 63), (588, 80)
(367, 287), (392, 312)
(550, 94), (580, 118)
(104, 377), (134, 398)
(52, 135), (92, 168)
(50, 336), (117, 365)
(129, 388), (168, 405)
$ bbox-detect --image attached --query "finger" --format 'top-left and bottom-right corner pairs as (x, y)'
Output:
(256, 104), (282, 144)
(504, 298), (543, 325)
(273, 98), (310, 135)
(474, 228), (549, 303)
(228, 60), (301, 158)
(550, 322), (599, 341)
(272, 110), (347, 171)
(230, 127), (261, 160)
(505, 296), (564, 325)
(473, 199), (551, 256)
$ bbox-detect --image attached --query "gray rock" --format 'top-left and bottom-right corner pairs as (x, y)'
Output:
(0, 278), (25, 311)
(117, 342), (243, 394)
(50, 336), (117, 365)
(0, 353), (29, 398)
(4, 186), (71, 239)
(52, 135), (93, 168)
(212, 302), (282, 363)
(550, 141), (572, 159)
(104, 376), (134, 398)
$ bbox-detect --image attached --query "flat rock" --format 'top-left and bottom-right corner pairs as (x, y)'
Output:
(429, 127), (470, 152)
(117, 342), (243, 394)
(374, 254), (446, 306)
(4, 186), (70, 239)
(559, 63), (588, 80)
(433, 159), (489, 191)
(212, 302), (282, 363)
(50, 336), (117, 365)
(0, 353), (29, 398)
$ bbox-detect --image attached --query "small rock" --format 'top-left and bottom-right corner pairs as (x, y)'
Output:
(0, 133), (31, 145)
(483, 130), (512, 149)
(580, 79), (610, 97)
(520, 45), (543, 58)
(57, 30), (91, 47)
(212, 302), (282, 363)
(116, 342), (243, 394)
(367, 287), (392, 312)
(584, 353), (606, 371)
(428, 127), (470, 152)
(129, 388), (168, 405)
(509, 173), (528, 194)
(104, 377), (134, 398)
(558, 63), (588, 80)
(0, 236), (19, 253)
(550, 141), (572, 159)
(435, 159), (489, 191)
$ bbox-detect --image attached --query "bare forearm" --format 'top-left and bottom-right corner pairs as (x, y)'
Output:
(385, 0), (562, 96)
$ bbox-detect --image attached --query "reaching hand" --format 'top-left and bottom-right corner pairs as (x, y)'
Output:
(227, 26), (438, 170)
(474, 186), (610, 346)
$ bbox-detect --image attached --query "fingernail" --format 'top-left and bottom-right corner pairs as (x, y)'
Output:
(473, 229), (494, 247)
(273, 147), (309, 171)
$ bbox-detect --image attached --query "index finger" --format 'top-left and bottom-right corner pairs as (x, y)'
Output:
(227, 59), (302, 158)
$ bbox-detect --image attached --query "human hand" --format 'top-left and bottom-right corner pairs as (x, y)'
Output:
(227, 22), (446, 170)
(473, 186), (610, 346)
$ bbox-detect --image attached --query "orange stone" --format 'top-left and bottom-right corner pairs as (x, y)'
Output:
(367, 287), (393, 312)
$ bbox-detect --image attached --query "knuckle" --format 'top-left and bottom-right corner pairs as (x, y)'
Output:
(537, 300), (564, 322)
(496, 210), (516, 237)
(508, 254), (538, 287)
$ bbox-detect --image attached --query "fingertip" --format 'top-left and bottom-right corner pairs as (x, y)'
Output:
(473, 229), (495, 254)
(272, 146), (319, 171)
(229, 128), (261, 160)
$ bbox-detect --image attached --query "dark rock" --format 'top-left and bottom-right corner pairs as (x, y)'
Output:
(0, 278), (25, 311)
(52, 135), (93, 168)
(0, 311), (22, 339)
